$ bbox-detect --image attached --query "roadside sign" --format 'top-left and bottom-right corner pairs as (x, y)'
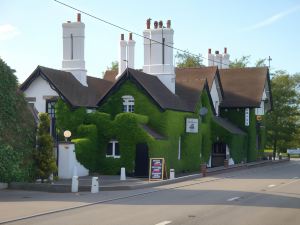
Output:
(149, 158), (165, 181)
(287, 149), (300, 154)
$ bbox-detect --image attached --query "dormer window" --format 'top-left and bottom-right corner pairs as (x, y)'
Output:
(122, 95), (134, 112)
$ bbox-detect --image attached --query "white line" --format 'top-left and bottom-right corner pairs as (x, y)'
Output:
(268, 184), (276, 188)
(227, 197), (240, 202)
(155, 221), (172, 225)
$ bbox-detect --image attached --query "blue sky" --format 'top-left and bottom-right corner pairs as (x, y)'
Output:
(1, 0), (300, 83)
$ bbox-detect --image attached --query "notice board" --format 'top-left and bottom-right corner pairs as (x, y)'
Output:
(149, 158), (165, 181)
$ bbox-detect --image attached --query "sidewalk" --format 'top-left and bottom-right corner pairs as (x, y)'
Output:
(8, 159), (289, 193)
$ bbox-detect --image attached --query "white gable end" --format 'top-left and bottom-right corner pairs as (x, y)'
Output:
(23, 76), (59, 113)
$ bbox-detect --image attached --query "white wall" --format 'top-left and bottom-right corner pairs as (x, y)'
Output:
(210, 79), (222, 116)
(23, 76), (59, 113)
(58, 143), (89, 179)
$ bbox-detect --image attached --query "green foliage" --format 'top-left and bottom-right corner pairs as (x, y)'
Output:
(229, 55), (250, 68)
(255, 58), (267, 67)
(220, 108), (260, 162)
(266, 71), (300, 155)
(0, 144), (22, 182)
(55, 99), (87, 138)
(0, 57), (35, 182)
(34, 113), (57, 181)
(175, 51), (204, 68)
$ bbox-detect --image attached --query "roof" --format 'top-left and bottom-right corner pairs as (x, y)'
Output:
(213, 116), (246, 135)
(98, 68), (194, 112)
(141, 124), (165, 140)
(219, 67), (269, 108)
(175, 66), (219, 90)
(103, 70), (118, 82)
(20, 66), (114, 108)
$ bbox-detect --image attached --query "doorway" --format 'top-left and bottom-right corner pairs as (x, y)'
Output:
(211, 142), (226, 167)
(135, 143), (149, 177)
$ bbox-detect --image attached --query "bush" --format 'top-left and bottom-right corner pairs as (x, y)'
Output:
(0, 144), (22, 182)
(34, 113), (57, 181)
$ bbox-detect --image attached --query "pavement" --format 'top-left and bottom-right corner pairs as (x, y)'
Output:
(0, 158), (298, 225)
(8, 158), (289, 192)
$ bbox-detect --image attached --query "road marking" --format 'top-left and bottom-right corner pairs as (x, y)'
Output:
(227, 197), (240, 201)
(155, 221), (172, 225)
(268, 184), (276, 188)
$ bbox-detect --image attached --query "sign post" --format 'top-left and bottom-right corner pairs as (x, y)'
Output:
(149, 158), (165, 181)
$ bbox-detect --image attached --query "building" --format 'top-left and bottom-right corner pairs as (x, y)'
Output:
(20, 14), (272, 176)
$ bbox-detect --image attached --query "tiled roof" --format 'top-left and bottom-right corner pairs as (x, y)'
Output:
(20, 66), (114, 108)
(219, 67), (269, 108)
(103, 70), (118, 82)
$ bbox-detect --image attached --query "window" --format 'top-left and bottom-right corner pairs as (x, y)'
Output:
(46, 100), (56, 118)
(106, 140), (120, 158)
(122, 95), (134, 112)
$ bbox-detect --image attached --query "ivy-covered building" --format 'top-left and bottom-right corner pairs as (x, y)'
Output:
(20, 14), (272, 176)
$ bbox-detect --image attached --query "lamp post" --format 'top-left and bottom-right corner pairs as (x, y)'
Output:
(64, 130), (72, 142)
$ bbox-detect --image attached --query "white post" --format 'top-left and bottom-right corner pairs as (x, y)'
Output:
(127, 33), (135, 69)
(170, 169), (175, 180)
(120, 167), (126, 181)
(71, 176), (78, 192)
(91, 177), (99, 193)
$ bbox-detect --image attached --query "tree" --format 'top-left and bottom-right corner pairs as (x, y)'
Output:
(107, 61), (118, 71)
(34, 113), (57, 181)
(266, 71), (300, 158)
(229, 55), (250, 68)
(255, 58), (267, 67)
(176, 51), (204, 68)
(0, 57), (36, 182)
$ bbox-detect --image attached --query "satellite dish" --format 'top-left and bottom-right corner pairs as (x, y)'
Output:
(199, 107), (208, 116)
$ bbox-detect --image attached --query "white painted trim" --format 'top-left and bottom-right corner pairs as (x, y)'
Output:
(106, 140), (120, 159)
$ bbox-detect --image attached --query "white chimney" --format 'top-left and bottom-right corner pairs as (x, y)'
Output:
(214, 51), (222, 69)
(207, 48), (214, 67)
(62, 13), (87, 86)
(222, 47), (230, 69)
(116, 34), (127, 80)
(143, 19), (175, 93)
(127, 33), (135, 69)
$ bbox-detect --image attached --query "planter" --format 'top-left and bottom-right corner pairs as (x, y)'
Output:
(201, 164), (207, 177)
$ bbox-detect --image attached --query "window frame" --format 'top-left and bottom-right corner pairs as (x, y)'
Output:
(122, 95), (135, 113)
(106, 140), (121, 159)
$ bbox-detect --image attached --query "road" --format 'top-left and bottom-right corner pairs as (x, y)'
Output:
(3, 160), (300, 225)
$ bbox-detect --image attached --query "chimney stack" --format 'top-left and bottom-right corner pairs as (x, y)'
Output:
(143, 18), (175, 93)
(167, 20), (171, 28)
(207, 48), (214, 67)
(117, 33), (127, 79)
(127, 33), (135, 69)
(222, 47), (230, 69)
(62, 14), (87, 86)
(214, 50), (222, 69)
(146, 18), (151, 29)
(77, 13), (81, 22)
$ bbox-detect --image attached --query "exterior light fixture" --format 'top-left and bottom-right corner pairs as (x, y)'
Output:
(64, 130), (72, 142)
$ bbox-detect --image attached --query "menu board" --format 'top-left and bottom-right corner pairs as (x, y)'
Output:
(149, 158), (165, 181)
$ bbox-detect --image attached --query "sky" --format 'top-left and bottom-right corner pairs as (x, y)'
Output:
(1, 0), (300, 83)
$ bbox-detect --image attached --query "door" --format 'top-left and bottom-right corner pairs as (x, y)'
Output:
(135, 143), (149, 177)
(211, 142), (226, 167)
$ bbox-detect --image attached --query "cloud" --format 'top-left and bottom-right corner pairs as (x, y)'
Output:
(243, 5), (300, 31)
(0, 24), (20, 41)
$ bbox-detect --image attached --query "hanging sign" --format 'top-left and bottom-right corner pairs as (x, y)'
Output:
(245, 108), (250, 126)
(149, 158), (165, 181)
(186, 118), (198, 133)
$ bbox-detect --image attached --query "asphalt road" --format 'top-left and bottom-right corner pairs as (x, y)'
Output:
(4, 160), (300, 225)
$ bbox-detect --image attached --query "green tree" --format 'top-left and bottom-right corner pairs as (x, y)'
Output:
(34, 113), (57, 181)
(266, 71), (300, 157)
(107, 61), (118, 71)
(229, 55), (250, 68)
(255, 58), (267, 67)
(176, 51), (204, 68)
(0, 57), (35, 182)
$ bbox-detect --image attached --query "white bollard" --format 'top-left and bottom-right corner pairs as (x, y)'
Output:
(120, 167), (126, 181)
(71, 176), (78, 193)
(170, 169), (175, 180)
(91, 177), (99, 193)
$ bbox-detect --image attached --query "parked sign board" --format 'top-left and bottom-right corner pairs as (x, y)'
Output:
(149, 158), (165, 181)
